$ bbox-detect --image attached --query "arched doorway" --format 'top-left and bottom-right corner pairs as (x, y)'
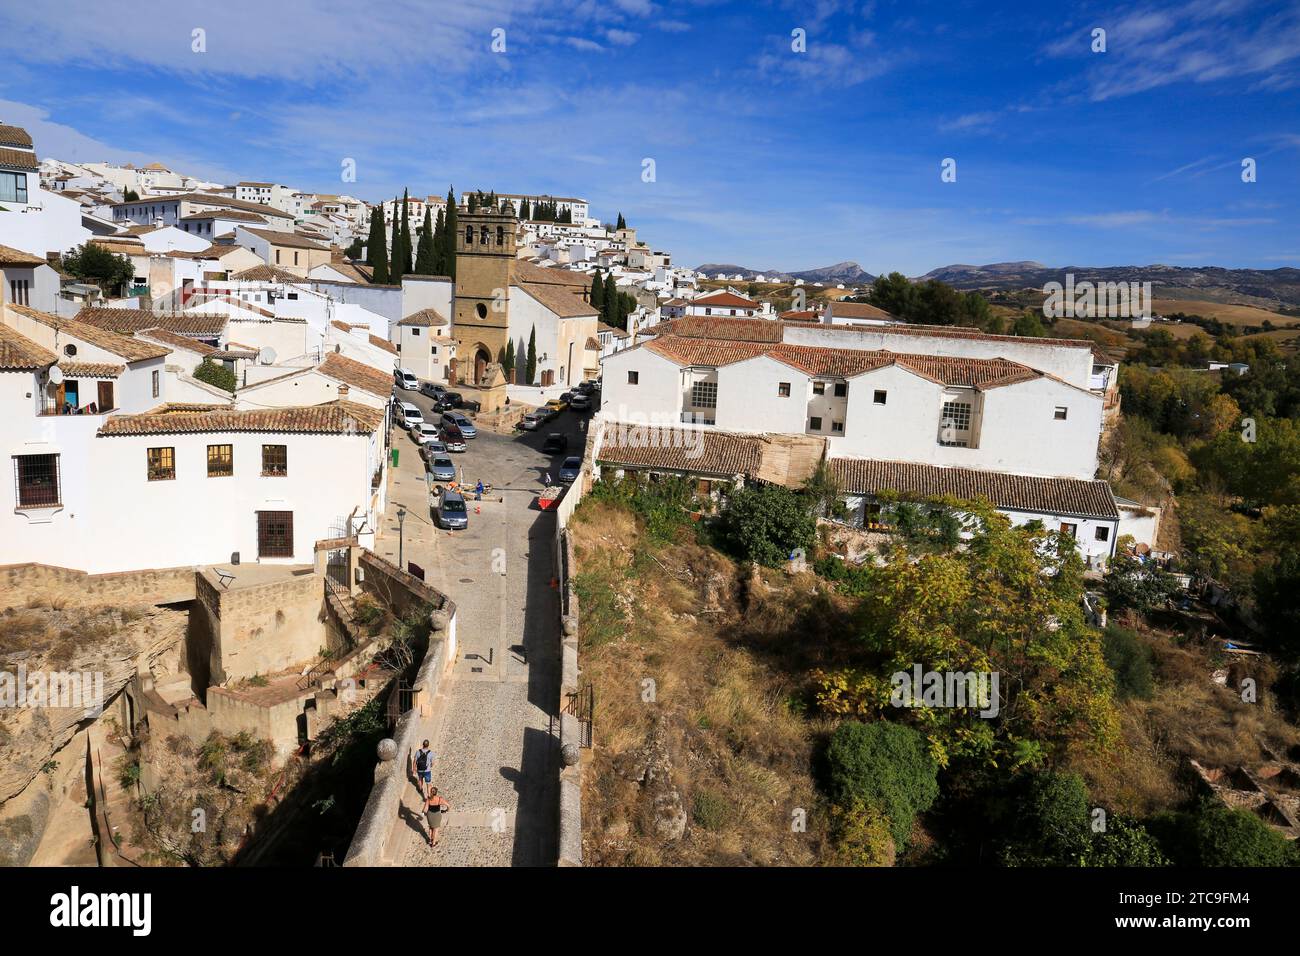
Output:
(474, 346), (491, 385)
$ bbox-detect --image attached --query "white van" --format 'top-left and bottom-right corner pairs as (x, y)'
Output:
(394, 368), (419, 390)
(396, 401), (423, 430)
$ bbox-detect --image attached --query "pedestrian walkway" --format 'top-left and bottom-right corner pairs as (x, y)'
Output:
(378, 424), (562, 866)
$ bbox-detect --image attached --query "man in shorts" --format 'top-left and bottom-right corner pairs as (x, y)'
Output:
(412, 740), (435, 799)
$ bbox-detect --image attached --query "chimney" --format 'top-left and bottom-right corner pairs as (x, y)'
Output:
(338, 384), (350, 399)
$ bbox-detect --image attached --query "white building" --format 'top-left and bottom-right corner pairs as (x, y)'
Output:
(596, 315), (1126, 564)
(2, 302), (388, 574)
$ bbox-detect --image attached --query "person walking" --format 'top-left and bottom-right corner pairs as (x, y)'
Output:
(412, 740), (435, 799)
(424, 788), (451, 848)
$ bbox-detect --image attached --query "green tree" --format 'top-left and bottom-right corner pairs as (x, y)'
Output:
(1104, 537), (1178, 613)
(414, 205), (435, 274)
(503, 339), (516, 380)
(440, 189), (457, 280)
(866, 271), (915, 318)
(193, 359), (236, 393)
(1101, 625), (1154, 700)
(590, 270), (604, 313)
(430, 208), (446, 274)
(602, 273), (618, 327)
(526, 326), (537, 384)
(825, 720), (940, 848)
(122, 187), (139, 202)
(717, 482), (817, 567)
(344, 236), (364, 259)
(62, 243), (134, 294)
(616, 211), (626, 230)
(366, 207), (389, 284)
(1011, 309), (1048, 337)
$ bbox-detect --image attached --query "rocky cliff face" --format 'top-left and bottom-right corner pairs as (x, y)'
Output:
(0, 604), (189, 806)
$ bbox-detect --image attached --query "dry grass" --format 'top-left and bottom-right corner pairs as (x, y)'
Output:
(572, 500), (835, 866)
(1153, 298), (1297, 327)
(1076, 617), (1300, 818)
(0, 603), (153, 667)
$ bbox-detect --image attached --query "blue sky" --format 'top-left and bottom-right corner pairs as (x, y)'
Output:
(1, 0), (1297, 275)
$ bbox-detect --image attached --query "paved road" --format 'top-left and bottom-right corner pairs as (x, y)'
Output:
(377, 388), (589, 866)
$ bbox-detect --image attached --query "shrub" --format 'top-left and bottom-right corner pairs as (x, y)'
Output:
(1189, 802), (1297, 867)
(1085, 817), (1169, 867)
(824, 720), (939, 847)
(691, 788), (731, 832)
(1104, 542), (1178, 613)
(997, 770), (1092, 866)
(193, 359), (237, 393)
(829, 798), (896, 866)
(1101, 625), (1154, 700)
(717, 482), (817, 567)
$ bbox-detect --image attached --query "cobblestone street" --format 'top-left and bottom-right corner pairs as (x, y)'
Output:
(378, 392), (586, 866)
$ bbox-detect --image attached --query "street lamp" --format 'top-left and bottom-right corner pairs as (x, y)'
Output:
(397, 507), (407, 571)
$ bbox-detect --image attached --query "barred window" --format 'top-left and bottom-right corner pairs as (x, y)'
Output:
(832, 421), (844, 433)
(778, 382), (791, 397)
(834, 383), (847, 397)
(13, 454), (60, 508)
(147, 447), (175, 481)
(939, 400), (973, 447)
(813, 382), (826, 395)
(809, 416), (823, 431)
(691, 381), (717, 408)
(207, 444), (234, 477)
(257, 511), (294, 558)
(262, 444), (287, 477)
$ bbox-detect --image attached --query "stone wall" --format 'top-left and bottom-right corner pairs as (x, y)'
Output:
(0, 563), (198, 611)
(199, 569), (327, 685)
(556, 527), (583, 867)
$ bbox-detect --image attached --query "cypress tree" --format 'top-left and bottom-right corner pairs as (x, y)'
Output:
(602, 273), (618, 326)
(415, 205), (435, 274)
(616, 212), (626, 230)
(590, 270), (604, 312)
(520, 198), (531, 219)
(401, 189), (413, 274)
(388, 196), (403, 282)
(441, 188), (458, 281)
(526, 326), (537, 385)
(368, 207), (389, 284)
(430, 207), (445, 274)
(503, 339), (515, 380)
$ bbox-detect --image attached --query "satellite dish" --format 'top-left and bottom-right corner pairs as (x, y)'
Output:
(258, 346), (276, 365)
(47, 365), (64, 385)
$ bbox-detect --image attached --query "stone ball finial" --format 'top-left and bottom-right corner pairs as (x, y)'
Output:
(561, 742), (581, 767)
(377, 738), (398, 762)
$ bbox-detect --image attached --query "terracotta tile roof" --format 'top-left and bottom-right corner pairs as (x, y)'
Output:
(318, 352), (393, 397)
(856, 323), (1093, 350)
(232, 264), (305, 283)
(779, 309), (819, 321)
(0, 322), (56, 369)
(0, 243), (45, 266)
(369, 334), (398, 355)
(585, 336), (600, 349)
(0, 125), (33, 149)
(651, 316), (784, 343)
(0, 146), (38, 170)
(826, 458), (1119, 520)
(60, 361), (124, 378)
(10, 305), (170, 362)
(315, 260), (371, 283)
(240, 226), (327, 250)
(98, 400), (383, 437)
(691, 291), (759, 309)
(513, 260), (592, 289)
(180, 209), (268, 222)
(88, 239), (147, 256)
(330, 320), (357, 332)
(828, 300), (896, 321)
(137, 328), (219, 356)
(77, 307), (227, 337)
(398, 308), (448, 328)
(642, 334), (1045, 389)
(598, 427), (763, 478)
(517, 281), (597, 318)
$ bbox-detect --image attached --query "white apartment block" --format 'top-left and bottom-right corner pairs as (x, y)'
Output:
(596, 315), (1130, 563)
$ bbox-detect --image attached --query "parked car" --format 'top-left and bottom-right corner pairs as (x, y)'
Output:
(569, 394), (591, 411)
(460, 397), (482, 412)
(519, 411), (545, 431)
(420, 382), (447, 400)
(441, 424), (467, 452)
(434, 489), (469, 530)
(412, 422), (440, 444)
(396, 402), (423, 430)
(440, 411), (477, 438)
(419, 440), (448, 461)
(542, 432), (568, 454)
(576, 380), (597, 395)
(435, 391), (465, 410)
(544, 398), (568, 415)
(558, 391), (574, 404)
(558, 456), (582, 483)
(394, 368), (419, 390)
(427, 455), (457, 482)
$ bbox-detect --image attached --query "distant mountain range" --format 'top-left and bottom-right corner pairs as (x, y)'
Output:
(694, 261), (875, 285)
(915, 262), (1300, 310)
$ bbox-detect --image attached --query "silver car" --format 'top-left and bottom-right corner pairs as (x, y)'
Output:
(428, 456), (457, 482)
(558, 456), (582, 483)
(419, 440), (448, 461)
(434, 489), (469, 530)
(519, 411), (545, 431)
